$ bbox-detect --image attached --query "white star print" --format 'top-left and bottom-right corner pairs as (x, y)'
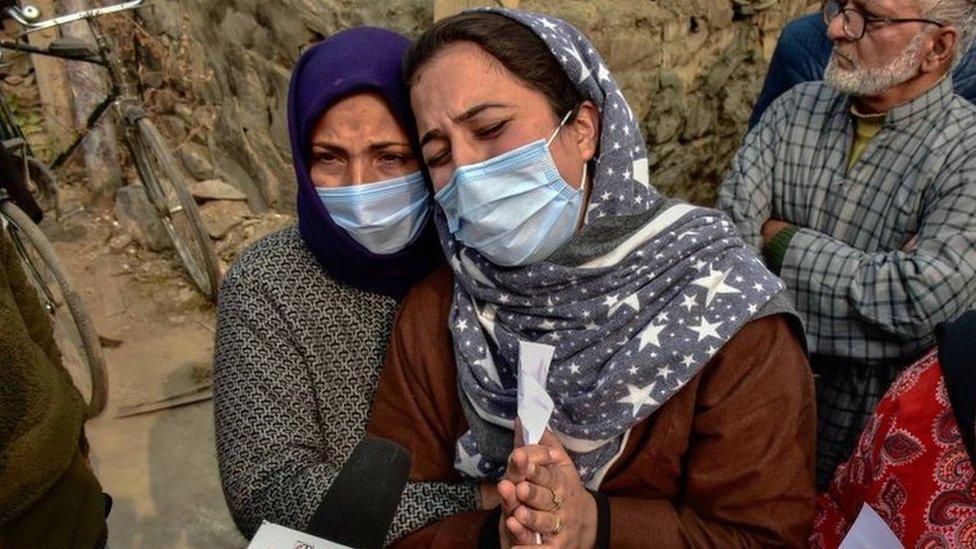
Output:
(474, 353), (499, 384)
(540, 319), (557, 330)
(456, 319), (468, 331)
(689, 317), (724, 342)
(638, 323), (666, 351)
(657, 365), (673, 379)
(680, 294), (698, 312)
(692, 268), (742, 307)
(562, 44), (592, 83)
(603, 293), (620, 310)
(618, 383), (658, 418)
(455, 445), (484, 478)
(681, 355), (696, 368)
(609, 292), (641, 316)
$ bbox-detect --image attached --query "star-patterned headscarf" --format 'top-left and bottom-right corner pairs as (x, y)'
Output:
(442, 8), (787, 488)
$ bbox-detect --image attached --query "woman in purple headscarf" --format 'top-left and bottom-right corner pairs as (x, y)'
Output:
(212, 28), (480, 540)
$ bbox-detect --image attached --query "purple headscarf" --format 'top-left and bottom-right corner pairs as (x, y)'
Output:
(289, 27), (442, 298)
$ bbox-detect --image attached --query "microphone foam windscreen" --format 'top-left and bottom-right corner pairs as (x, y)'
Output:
(307, 437), (412, 549)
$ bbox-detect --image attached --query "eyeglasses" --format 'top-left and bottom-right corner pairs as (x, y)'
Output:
(822, 0), (946, 41)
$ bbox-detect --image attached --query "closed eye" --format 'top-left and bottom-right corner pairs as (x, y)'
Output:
(425, 149), (451, 167)
(475, 119), (510, 140)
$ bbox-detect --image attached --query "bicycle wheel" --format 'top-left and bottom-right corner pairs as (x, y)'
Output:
(132, 118), (220, 300)
(1, 200), (107, 417)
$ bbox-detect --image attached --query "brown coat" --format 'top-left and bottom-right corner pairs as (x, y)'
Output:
(368, 266), (816, 547)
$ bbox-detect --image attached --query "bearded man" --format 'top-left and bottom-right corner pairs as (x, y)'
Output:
(718, 0), (976, 487)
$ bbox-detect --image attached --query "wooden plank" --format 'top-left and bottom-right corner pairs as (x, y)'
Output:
(434, 0), (520, 21)
(115, 384), (213, 418)
(56, 0), (123, 206)
(24, 0), (76, 155)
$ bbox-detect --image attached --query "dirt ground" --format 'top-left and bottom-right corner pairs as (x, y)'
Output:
(39, 183), (248, 548)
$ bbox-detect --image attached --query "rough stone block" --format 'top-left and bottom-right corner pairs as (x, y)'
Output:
(114, 184), (171, 252)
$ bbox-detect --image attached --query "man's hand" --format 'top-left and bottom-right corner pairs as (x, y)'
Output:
(761, 219), (792, 246)
(901, 234), (918, 253)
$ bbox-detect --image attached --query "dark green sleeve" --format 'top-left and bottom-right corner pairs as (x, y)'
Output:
(763, 224), (799, 275)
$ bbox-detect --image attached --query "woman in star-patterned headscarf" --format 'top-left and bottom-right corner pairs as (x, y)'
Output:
(367, 9), (816, 547)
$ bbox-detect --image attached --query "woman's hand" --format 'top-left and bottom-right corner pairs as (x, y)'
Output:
(497, 420), (555, 546)
(505, 429), (598, 548)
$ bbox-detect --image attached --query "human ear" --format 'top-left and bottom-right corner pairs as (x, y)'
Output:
(922, 27), (958, 73)
(572, 100), (601, 163)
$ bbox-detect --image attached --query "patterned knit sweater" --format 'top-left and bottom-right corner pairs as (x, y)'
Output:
(213, 227), (478, 542)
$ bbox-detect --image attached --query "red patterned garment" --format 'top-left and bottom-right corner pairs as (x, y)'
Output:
(811, 349), (976, 548)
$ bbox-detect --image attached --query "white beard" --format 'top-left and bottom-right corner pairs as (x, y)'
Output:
(824, 34), (926, 96)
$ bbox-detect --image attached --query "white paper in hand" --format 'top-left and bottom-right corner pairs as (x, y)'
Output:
(838, 504), (903, 549)
(518, 341), (556, 446)
(248, 521), (351, 549)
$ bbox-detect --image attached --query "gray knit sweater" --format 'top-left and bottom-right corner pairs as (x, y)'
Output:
(213, 227), (478, 542)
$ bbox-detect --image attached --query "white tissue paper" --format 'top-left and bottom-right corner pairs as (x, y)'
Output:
(838, 504), (903, 549)
(248, 521), (350, 549)
(517, 340), (556, 447)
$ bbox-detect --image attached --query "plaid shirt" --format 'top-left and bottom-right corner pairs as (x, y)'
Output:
(717, 78), (976, 484)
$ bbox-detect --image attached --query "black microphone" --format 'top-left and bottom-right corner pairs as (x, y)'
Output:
(306, 437), (412, 549)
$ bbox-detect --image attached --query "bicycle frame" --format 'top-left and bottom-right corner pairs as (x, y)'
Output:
(6, 1), (146, 36)
(0, 1), (146, 169)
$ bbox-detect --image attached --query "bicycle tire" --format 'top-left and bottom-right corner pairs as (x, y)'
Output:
(132, 118), (220, 300)
(1, 200), (107, 417)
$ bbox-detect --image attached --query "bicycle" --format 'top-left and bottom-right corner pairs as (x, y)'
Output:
(0, 83), (62, 215)
(1, 170), (107, 417)
(2, 0), (221, 300)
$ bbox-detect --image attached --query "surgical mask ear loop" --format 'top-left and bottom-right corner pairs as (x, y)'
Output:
(576, 162), (590, 228)
(546, 109), (577, 146)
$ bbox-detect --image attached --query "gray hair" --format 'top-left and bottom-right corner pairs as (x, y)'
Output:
(925, 0), (976, 65)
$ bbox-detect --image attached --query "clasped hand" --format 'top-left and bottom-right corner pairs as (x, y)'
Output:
(496, 422), (597, 548)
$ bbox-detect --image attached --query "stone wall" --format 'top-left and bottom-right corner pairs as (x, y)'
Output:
(129, 0), (814, 211)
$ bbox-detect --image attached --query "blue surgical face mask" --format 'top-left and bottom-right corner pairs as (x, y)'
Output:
(316, 171), (431, 255)
(434, 111), (588, 267)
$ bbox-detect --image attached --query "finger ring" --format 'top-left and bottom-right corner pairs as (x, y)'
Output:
(546, 486), (564, 511)
(548, 515), (563, 537)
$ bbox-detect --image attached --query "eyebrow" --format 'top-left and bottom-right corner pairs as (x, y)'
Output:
(419, 102), (513, 148)
(311, 140), (411, 152)
(852, 0), (879, 15)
